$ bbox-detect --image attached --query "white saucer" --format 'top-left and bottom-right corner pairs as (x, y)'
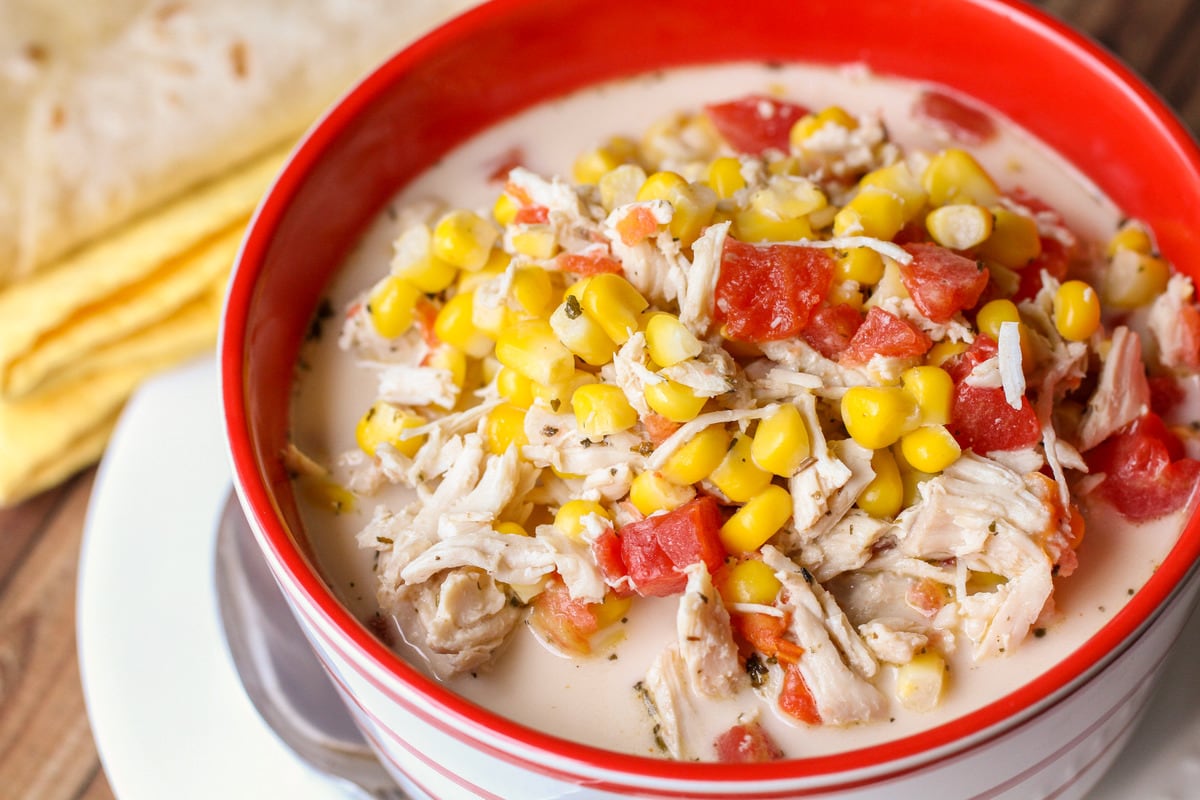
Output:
(77, 356), (343, 800)
(77, 357), (1200, 799)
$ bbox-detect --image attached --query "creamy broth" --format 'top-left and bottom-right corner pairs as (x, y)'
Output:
(290, 63), (1189, 759)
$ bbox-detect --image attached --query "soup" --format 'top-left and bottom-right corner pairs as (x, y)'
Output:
(287, 63), (1199, 761)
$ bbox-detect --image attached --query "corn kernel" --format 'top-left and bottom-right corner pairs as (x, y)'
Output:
(580, 273), (649, 345)
(833, 188), (905, 240)
(496, 366), (534, 408)
(511, 266), (555, 317)
(645, 314), (703, 367)
(427, 344), (468, 389)
(591, 591), (634, 629)
(750, 175), (827, 219)
(732, 206), (814, 243)
(660, 425), (730, 485)
(719, 485), (793, 555)
(455, 251), (509, 293)
(789, 105), (858, 147)
(531, 369), (597, 408)
(1103, 248), (1170, 309)
(893, 442), (937, 508)
(355, 402), (425, 458)
(495, 318), (575, 387)
(432, 209), (500, 271)
(1107, 221), (1154, 258)
(899, 425), (962, 473)
(750, 404), (811, 477)
(495, 521), (530, 537)
(896, 651), (947, 713)
(841, 386), (920, 450)
(975, 298), (1021, 340)
(926, 340), (970, 367)
(629, 470), (696, 516)
(710, 434), (773, 503)
(368, 276), (422, 338)
(856, 447), (903, 518)
(922, 148), (1000, 207)
(554, 499), (612, 540)
(573, 383), (639, 437)
(637, 170), (689, 203)
(706, 156), (746, 199)
(493, 192), (519, 227)
(599, 163), (649, 213)
(484, 403), (529, 455)
(836, 247), (885, 285)
(978, 207), (1041, 268)
(1053, 280), (1102, 341)
(901, 366), (954, 426)
(472, 296), (511, 337)
(304, 479), (357, 515)
(667, 181), (719, 247)
(858, 162), (928, 218)
(925, 204), (993, 250)
(550, 297), (618, 366)
(511, 225), (560, 259)
(573, 144), (624, 185)
(390, 226), (459, 293)
(644, 378), (706, 423)
(434, 291), (494, 358)
(719, 559), (782, 605)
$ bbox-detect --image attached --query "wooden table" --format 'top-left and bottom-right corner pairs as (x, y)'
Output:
(2, 2), (1199, 797)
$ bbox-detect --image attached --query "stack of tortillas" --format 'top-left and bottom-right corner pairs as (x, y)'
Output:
(0, 0), (477, 506)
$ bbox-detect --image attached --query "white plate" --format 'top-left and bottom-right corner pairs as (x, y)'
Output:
(77, 356), (342, 800)
(77, 357), (1200, 799)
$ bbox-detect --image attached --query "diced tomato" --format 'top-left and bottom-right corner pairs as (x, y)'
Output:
(779, 662), (821, 724)
(1149, 375), (1187, 417)
(730, 611), (804, 664)
(906, 577), (950, 618)
(618, 496), (726, 597)
(1086, 412), (1200, 522)
(514, 205), (549, 225)
(615, 206), (661, 246)
(943, 336), (1041, 453)
(503, 180), (534, 208)
(414, 297), (441, 351)
(801, 303), (864, 359)
(1012, 236), (1072, 302)
(714, 721), (784, 763)
(556, 251), (624, 276)
(715, 239), (834, 342)
(641, 413), (681, 445)
(839, 306), (932, 365)
(704, 94), (811, 155)
(529, 575), (599, 655)
(899, 243), (990, 323)
(590, 526), (633, 596)
(1173, 302), (1200, 370)
(912, 89), (997, 145)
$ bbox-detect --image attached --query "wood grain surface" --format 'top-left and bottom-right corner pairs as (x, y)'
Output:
(1, 2), (1198, 798)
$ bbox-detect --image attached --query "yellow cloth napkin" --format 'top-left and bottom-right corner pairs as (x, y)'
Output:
(0, 145), (286, 506)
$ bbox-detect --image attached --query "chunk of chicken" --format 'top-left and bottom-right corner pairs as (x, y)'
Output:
(677, 563), (745, 698)
(402, 569), (523, 678)
(761, 547), (887, 726)
(896, 453), (1055, 659)
(1076, 326), (1150, 452)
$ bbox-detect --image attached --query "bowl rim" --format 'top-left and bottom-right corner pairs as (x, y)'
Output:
(222, 0), (1200, 789)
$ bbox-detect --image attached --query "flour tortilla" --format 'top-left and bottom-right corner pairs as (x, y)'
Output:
(2, 0), (477, 283)
(0, 271), (225, 506)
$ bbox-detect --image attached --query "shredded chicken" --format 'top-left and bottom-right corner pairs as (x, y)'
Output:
(677, 563), (745, 697)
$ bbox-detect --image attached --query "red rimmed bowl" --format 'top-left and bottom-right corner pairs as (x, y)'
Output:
(221, 0), (1200, 797)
